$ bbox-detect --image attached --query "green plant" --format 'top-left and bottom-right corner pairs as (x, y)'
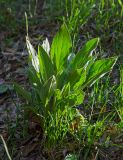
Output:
(114, 66), (123, 128)
(64, 0), (94, 52)
(14, 23), (117, 147)
(45, 0), (123, 57)
(0, 135), (12, 160)
(89, 0), (123, 55)
(65, 153), (78, 160)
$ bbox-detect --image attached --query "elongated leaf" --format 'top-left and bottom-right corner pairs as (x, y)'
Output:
(28, 66), (43, 87)
(60, 68), (86, 90)
(66, 68), (84, 88)
(82, 57), (118, 88)
(26, 37), (39, 73)
(57, 67), (85, 90)
(37, 76), (54, 105)
(61, 83), (70, 97)
(70, 38), (99, 70)
(76, 90), (85, 105)
(38, 45), (54, 81)
(50, 23), (72, 71)
(73, 69), (86, 90)
(42, 38), (50, 54)
(66, 90), (85, 106)
(14, 83), (31, 102)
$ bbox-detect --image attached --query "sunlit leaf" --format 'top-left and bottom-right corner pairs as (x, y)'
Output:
(82, 57), (118, 88)
(42, 38), (50, 55)
(26, 37), (39, 72)
(70, 38), (99, 70)
(51, 23), (72, 71)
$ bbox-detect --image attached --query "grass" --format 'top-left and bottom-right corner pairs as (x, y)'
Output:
(44, 0), (123, 55)
(1, 0), (123, 160)
(0, 135), (12, 160)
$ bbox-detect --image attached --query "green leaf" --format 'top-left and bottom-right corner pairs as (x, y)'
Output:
(28, 66), (43, 87)
(66, 68), (84, 88)
(70, 38), (99, 70)
(38, 76), (54, 105)
(62, 68), (86, 89)
(57, 67), (85, 90)
(63, 89), (84, 107)
(73, 69), (86, 90)
(75, 90), (85, 105)
(50, 23), (72, 72)
(61, 83), (70, 97)
(82, 57), (118, 88)
(65, 154), (78, 160)
(38, 45), (54, 81)
(14, 83), (31, 102)
(118, 121), (123, 128)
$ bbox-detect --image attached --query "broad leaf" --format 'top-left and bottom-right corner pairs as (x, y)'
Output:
(82, 57), (118, 88)
(66, 68), (84, 88)
(57, 67), (85, 90)
(66, 90), (85, 106)
(39, 76), (54, 105)
(26, 37), (39, 73)
(60, 68), (86, 90)
(28, 66), (43, 87)
(61, 83), (70, 97)
(50, 23), (72, 71)
(42, 38), (50, 54)
(73, 69), (86, 90)
(14, 83), (31, 102)
(38, 45), (54, 81)
(70, 38), (99, 70)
